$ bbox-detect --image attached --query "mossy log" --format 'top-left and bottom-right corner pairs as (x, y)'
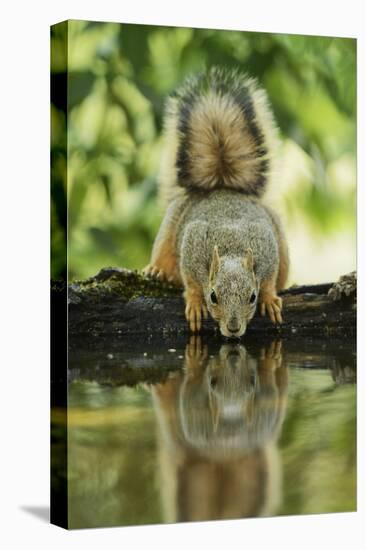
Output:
(65, 268), (356, 338)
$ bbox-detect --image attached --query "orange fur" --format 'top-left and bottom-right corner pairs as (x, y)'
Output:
(259, 276), (283, 324)
(188, 94), (265, 191)
(182, 275), (207, 332)
(262, 205), (290, 291)
(159, 68), (279, 205)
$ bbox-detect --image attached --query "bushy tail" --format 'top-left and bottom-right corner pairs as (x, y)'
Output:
(159, 67), (278, 204)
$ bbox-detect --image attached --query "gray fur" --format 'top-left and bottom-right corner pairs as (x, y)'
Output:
(177, 189), (279, 336)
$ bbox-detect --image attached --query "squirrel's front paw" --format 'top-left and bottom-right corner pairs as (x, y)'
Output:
(260, 294), (283, 324)
(144, 264), (169, 281)
(185, 297), (208, 332)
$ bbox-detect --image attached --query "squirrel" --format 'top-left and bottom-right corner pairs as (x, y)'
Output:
(144, 67), (289, 338)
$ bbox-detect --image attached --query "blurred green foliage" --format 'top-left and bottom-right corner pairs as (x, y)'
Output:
(51, 21), (356, 281)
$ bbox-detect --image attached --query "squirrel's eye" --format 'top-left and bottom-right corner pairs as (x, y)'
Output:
(210, 290), (218, 304)
(249, 292), (257, 304)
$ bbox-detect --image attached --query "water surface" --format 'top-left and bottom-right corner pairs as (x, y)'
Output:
(57, 336), (356, 528)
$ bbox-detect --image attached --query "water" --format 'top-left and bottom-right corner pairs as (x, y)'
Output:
(55, 336), (356, 529)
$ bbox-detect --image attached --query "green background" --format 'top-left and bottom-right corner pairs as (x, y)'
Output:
(51, 21), (356, 283)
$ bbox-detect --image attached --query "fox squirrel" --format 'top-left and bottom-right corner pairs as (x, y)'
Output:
(144, 67), (289, 337)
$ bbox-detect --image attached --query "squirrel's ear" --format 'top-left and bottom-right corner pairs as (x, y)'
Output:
(243, 247), (254, 271)
(209, 245), (221, 282)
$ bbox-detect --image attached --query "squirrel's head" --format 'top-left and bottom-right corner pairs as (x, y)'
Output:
(206, 246), (258, 338)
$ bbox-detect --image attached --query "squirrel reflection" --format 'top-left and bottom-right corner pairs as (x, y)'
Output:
(151, 337), (288, 522)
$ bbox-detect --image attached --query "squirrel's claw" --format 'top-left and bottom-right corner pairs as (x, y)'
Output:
(143, 264), (180, 285)
(143, 264), (158, 277)
(143, 264), (166, 280)
(185, 300), (207, 332)
(260, 295), (283, 324)
(186, 303), (201, 332)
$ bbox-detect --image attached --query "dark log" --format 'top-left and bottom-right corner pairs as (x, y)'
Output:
(65, 268), (356, 339)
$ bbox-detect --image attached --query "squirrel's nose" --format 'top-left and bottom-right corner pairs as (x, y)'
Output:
(227, 318), (240, 333)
